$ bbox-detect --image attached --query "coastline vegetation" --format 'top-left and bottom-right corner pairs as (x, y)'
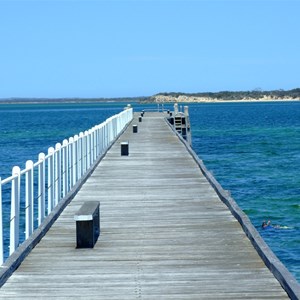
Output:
(154, 88), (300, 101)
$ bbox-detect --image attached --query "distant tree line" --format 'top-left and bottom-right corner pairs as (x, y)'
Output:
(2, 89), (300, 104)
(156, 88), (300, 100)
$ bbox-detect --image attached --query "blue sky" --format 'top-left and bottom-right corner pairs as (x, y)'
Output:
(0, 0), (299, 98)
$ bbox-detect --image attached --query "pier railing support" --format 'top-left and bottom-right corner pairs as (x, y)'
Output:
(38, 153), (46, 226)
(10, 166), (21, 255)
(0, 178), (2, 265)
(0, 108), (133, 263)
(25, 160), (34, 239)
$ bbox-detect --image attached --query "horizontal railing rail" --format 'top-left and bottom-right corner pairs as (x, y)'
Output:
(0, 107), (133, 264)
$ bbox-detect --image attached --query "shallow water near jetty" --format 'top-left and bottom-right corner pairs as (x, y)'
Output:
(189, 101), (300, 281)
(0, 101), (299, 282)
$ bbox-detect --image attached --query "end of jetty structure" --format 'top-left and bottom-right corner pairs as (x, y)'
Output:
(167, 103), (192, 146)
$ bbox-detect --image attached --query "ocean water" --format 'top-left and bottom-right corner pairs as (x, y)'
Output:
(0, 101), (299, 283)
(189, 101), (300, 282)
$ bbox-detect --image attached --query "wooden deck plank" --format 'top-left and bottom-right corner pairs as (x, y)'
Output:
(0, 112), (289, 299)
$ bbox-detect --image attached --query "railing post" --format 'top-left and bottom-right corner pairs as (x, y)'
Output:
(10, 166), (21, 255)
(83, 132), (88, 174)
(47, 147), (55, 214)
(38, 153), (45, 225)
(112, 118), (115, 138)
(79, 132), (85, 178)
(100, 125), (104, 154)
(174, 103), (179, 114)
(106, 121), (109, 148)
(115, 117), (119, 136)
(116, 117), (119, 135)
(68, 137), (74, 188)
(89, 129), (93, 166)
(112, 118), (115, 139)
(109, 121), (112, 143)
(55, 143), (62, 205)
(0, 177), (3, 265)
(25, 160), (34, 239)
(108, 121), (111, 144)
(99, 125), (104, 154)
(106, 122), (109, 146)
(73, 135), (78, 184)
(114, 118), (117, 137)
(96, 126), (100, 157)
(103, 123), (107, 149)
(62, 139), (68, 197)
(90, 129), (94, 164)
(93, 128), (97, 162)
(87, 131), (91, 168)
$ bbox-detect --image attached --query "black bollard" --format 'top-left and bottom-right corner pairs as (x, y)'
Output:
(121, 141), (129, 156)
(133, 125), (138, 133)
(139, 116), (142, 122)
(74, 201), (100, 248)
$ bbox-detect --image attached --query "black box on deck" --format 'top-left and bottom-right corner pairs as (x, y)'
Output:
(121, 141), (129, 156)
(74, 201), (100, 248)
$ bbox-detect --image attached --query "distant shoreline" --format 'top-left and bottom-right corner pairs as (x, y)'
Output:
(1, 88), (300, 104)
(147, 94), (300, 104)
(142, 98), (300, 104)
(0, 98), (140, 105)
(1, 99), (299, 105)
(148, 99), (300, 103)
(0, 94), (299, 105)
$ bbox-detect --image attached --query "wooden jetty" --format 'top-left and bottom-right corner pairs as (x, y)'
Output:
(0, 112), (296, 299)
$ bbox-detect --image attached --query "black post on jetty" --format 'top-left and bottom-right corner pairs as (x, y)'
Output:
(139, 116), (142, 122)
(133, 125), (138, 133)
(74, 201), (100, 248)
(121, 141), (129, 156)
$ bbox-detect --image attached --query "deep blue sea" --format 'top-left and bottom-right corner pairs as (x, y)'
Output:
(0, 101), (299, 283)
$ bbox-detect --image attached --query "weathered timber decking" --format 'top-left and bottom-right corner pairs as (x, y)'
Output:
(0, 112), (289, 299)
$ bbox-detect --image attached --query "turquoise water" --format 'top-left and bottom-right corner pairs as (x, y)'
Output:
(189, 101), (300, 282)
(0, 103), (124, 179)
(0, 101), (299, 283)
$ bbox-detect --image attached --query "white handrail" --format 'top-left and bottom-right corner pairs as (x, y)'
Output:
(0, 108), (133, 264)
(0, 177), (3, 264)
(10, 166), (21, 255)
(25, 160), (34, 239)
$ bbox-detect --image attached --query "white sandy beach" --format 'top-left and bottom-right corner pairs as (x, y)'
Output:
(151, 95), (300, 103)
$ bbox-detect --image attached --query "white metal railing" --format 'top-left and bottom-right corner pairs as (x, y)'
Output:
(0, 108), (133, 264)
